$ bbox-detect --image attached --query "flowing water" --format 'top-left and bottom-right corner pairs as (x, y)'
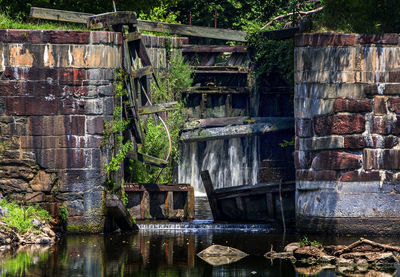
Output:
(2, 232), (400, 277)
(178, 137), (259, 196)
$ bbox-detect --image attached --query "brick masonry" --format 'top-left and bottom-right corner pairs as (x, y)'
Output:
(0, 29), (186, 233)
(295, 33), (400, 234)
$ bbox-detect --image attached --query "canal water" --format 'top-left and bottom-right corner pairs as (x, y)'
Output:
(2, 230), (400, 276)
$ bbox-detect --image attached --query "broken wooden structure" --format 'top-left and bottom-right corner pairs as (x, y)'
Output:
(200, 170), (295, 225)
(124, 183), (194, 220)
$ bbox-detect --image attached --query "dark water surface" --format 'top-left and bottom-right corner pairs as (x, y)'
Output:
(2, 229), (400, 277)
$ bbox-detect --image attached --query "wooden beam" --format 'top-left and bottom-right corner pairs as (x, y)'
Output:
(186, 86), (250, 94)
(30, 7), (91, 24)
(131, 66), (153, 79)
(124, 183), (192, 192)
(125, 32), (141, 42)
(200, 170), (221, 220)
(180, 118), (294, 142)
(138, 101), (179, 115)
(30, 7), (247, 41)
(127, 151), (167, 168)
(106, 194), (138, 231)
(88, 11), (137, 29)
(182, 45), (247, 53)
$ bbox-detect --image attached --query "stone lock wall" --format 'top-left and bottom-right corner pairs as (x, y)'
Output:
(295, 33), (400, 234)
(0, 29), (187, 232)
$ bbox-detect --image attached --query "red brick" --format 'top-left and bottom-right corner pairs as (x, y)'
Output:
(374, 96), (387, 115)
(364, 149), (400, 170)
(70, 116), (86, 136)
(294, 151), (312, 169)
(389, 72), (400, 83)
(334, 99), (372, 113)
(7, 29), (43, 43)
(371, 135), (398, 148)
(314, 114), (365, 136)
(42, 30), (91, 44)
(359, 34), (399, 45)
(388, 97), (400, 114)
(296, 118), (313, 137)
(295, 33), (355, 47)
(6, 96), (58, 116)
(339, 170), (380, 182)
(344, 136), (366, 149)
(57, 68), (87, 85)
(296, 169), (337, 181)
(372, 116), (400, 135)
(311, 151), (362, 170)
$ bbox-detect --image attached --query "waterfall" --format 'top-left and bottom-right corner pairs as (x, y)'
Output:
(178, 136), (259, 196)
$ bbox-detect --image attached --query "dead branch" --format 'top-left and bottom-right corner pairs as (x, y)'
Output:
(260, 6), (324, 30)
(334, 238), (400, 256)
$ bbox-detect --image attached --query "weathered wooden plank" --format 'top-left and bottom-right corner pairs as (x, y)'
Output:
(182, 45), (247, 53)
(193, 65), (249, 72)
(125, 183), (191, 192)
(125, 32), (141, 42)
(200, 170), (221, 220)
(186, 86), (250, 94)
(183, 116), (288, 130)
(138, 101), (179, 115)
(30, 7), (247, 41)
(131, 66), (153, 79)
(180, 118), (294, 142)
(30, 7), (91, 24)
(137, 20), (247, 41)
(126, 151), (168, 168)
(106, 194), (138, 231)
(88, 11), (137, 29)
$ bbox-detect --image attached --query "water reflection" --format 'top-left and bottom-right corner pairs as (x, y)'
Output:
(2, 231), (400, 276)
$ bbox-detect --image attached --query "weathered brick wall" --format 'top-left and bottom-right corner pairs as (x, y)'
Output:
(295, 33), (400, 234)
(0, 29), (187, 233)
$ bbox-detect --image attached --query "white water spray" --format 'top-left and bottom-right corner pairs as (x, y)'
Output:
(178, 137), (259, 196)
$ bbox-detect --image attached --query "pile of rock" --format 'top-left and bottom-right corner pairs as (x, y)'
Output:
(266, 238), (399, 275)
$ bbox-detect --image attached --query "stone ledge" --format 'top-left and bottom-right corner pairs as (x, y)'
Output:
(296, 216), (400, 235)
(295, 33), (356, 47)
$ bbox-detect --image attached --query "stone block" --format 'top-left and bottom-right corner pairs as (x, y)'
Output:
(334, 98), (372, 113)
(6, 96), (58, 116)
(296, 169), (337, 181)
(314, 114), (365, 136)
(57, 169), (104, 192)
(344, 135), (366, 149)
(25, 192), (45, 203)
(59, 98), (86, 115)
(359, 34), (399, 45)
(295, 33), (355, 47)
(35, 149), (91, 169)
(67, 200), (84, 216)
(311, 151), (362, 171)
(339, 170), (381, 182)
(388, 97), (400, 114)
(294, 151), (312, 169)
(29, 170), (57, 192)
(372, 115), (400, 135)
(295, 118), (313, 137)
(0, 179), (29, 192)
(43, 30), (91, 44)
(312, 136), (344, 150)
(365, 84), (400, 95)
(370, 135), (398, 148)
(364, 149), (400, 170)
(374, 96), (387, 115)
(86, 117), (104, 135)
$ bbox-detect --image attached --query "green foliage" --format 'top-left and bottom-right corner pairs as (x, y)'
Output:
(299, 236), (322, 248)
(59, 204), (68, 222)
(0, 250), (49, 277)
(247, 33), (294, 88)
(138, 4), (180, 24)
(0, 199), (51, 234)
(0, 13), (85, 30)
(320, 0), (400, 33)
(103, 70), (132, 182)
(279, 137), (295, 148)
(132, 55), (192, 183)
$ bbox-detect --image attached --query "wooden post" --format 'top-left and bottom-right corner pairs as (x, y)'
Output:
(200, 170), (220, 220)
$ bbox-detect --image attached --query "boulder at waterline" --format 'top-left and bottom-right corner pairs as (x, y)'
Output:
(197, 244), (248, 266)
